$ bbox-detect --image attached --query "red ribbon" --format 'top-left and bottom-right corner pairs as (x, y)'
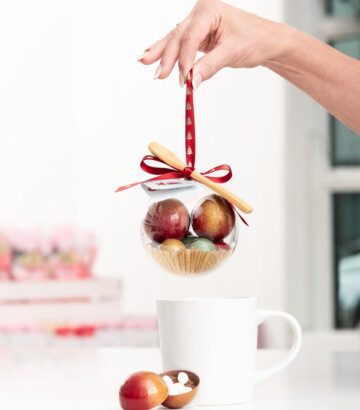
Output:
(115, 70), (248, 226)
(115, 155), (233, 192)
(185, 70), (196, 168)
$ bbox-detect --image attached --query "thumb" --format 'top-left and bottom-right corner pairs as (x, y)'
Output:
(192, 47), (228, 89)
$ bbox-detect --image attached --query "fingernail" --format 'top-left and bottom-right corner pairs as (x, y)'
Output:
(179, 73), (185, 88)
(154, 64), (162, 80)
(137, 50), (149, 61)
(192, 74), (202, 91)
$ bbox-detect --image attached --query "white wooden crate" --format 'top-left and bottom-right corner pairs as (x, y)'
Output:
(0, 278), (122, 302)
(0, 278), (123, 326)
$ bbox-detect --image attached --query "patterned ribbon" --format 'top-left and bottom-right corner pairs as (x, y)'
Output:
(115, 70), (247, 225)
(185, 71), (196, 168)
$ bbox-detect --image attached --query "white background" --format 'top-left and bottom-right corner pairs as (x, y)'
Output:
(0, 0), (291, 343)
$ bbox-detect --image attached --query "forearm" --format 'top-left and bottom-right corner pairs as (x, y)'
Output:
(264, 24), (360, 135)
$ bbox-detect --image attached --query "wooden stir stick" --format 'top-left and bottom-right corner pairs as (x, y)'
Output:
(148, 142), (253, 214)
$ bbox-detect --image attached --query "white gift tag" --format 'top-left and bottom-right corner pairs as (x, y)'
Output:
(141, 179), (202, 201)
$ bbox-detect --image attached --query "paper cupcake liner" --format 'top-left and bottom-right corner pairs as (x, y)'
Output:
(147, 246), (231, 275)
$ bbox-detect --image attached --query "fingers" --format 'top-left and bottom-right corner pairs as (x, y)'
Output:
(178, 18), (211, 85)
(139, 26), (185, 80)
(157, 35), (181, 79)
(138, 1), (217, 84)
(139, 37), (228, 89)
(139, 37), (167, 66)
(192, 46), (228, 89)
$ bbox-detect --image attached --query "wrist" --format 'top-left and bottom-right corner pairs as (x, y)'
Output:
(262, 21), (299, 69)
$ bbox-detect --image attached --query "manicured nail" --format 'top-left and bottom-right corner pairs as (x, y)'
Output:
(179, 73), (185, 88)
(154, 64), (162, 80)
(192, 74), (202, 91)
(137, 50), (149, 61)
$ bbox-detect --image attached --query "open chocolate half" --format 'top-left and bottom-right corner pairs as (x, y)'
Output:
(160, 370), (200, 409)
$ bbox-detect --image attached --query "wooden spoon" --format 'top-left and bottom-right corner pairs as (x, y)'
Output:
(148, 142), (253, 214)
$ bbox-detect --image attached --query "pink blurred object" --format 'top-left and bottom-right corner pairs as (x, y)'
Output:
(9, 230), (50, 281)
(50, 256), (92, 280)
(0, 227), (97, 281)
(54, 325), (97, 338)
(6, 228), (51, 255)
(0, 234), (12, 281)
(12, 262), (49, 282)
(49, 228), (96, 280)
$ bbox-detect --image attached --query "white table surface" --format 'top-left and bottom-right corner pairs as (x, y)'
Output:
(0, 347), (359, 410)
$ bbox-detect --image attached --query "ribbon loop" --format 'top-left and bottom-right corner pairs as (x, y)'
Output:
(202, 164), (233, 184)
(140, 155), (174, 175)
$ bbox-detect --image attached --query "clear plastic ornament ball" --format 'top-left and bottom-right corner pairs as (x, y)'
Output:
(140, 179), (239, 276)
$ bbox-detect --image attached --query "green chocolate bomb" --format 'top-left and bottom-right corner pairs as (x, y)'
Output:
(185, 238), (216, 252)
(182, 235), (198, 246)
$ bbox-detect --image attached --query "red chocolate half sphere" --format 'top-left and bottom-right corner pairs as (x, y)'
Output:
(119, 371), (168, 410)
(192, 194), (235, 241)
(143, 198), (190, 243)
(214, 241), (231, 251)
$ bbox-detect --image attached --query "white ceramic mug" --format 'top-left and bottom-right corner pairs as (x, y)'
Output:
(157, 297), (302, 405)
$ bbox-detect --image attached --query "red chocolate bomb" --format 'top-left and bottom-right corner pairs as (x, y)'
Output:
(192, 194), (235, 242)
(214, 241), (231, 251)
(144, 198), (190, 243)
(119, 371), (168, 410)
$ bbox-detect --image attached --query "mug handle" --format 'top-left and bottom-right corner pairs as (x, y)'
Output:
(255, 309), (302, 384)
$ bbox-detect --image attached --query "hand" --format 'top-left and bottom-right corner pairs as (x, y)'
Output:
(138, 0), (360, 134)
(138, 0), (288, 89)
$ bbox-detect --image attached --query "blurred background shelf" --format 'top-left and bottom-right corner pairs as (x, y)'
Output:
(0, 277), (122, 303)
(0, 277), (158, 346)
(0, 277), (123, 326)
(0, 299), (124, 326)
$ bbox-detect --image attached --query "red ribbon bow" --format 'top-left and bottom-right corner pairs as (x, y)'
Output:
(116, 70), (247, 225)
(115, 154), (233, 193)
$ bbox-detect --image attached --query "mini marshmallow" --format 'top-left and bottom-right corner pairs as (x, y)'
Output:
(173, 382), (184, 391)
(177, 372), (189, 385)
(162, 375), (173, 388)
(168, 385), (180, 396)
(167, 382), (193, 396)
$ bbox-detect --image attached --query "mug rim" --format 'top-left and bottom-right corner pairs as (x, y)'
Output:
(157, 296), (257, 302)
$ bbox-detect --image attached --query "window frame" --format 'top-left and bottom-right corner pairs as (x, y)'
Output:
(284, 0), (360, 331)
(329, 34), (360, 166)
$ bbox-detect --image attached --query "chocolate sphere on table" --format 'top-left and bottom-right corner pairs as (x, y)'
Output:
(119, 371), (168, 410)
(141, 184), (239, 276)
